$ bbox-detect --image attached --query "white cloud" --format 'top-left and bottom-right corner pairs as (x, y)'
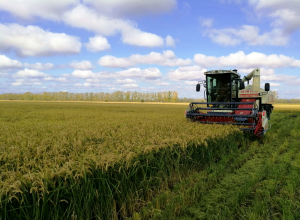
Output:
(154, 82), (171, 86)
(199, 17), (214, 27)
(194, 51), (300, 69)
(82, 0), (176, 17)
(98, 50), (192, 68)
(24, 62), (54, 70)
(0, 71), (8, 77)
(204, 25), (289, 46)
(0, 0), (79, 20)
(98, 56), (132, 68)
(165, 35), (176, 47)
(71, 67), (162, 81)
(260, 82), (280, 87)
(43, 77), (68, 82)
(14, 69), (49, 78)
(118, 68), (162, 80)
(63, 5), (164, 47)
(260, 74), (297, 82)
(76, 78), (139, 89)
(121, 83), (139, 89)
(72, 70), (96, 78)
(0, 2), (170, 48)
(116, 79), (136, 84)
(185, 81), (199, 85)
(12, 79), (42, 86)
(168, 65), (207, 81)
(0, 55), (22, 70)
(250, 0), (300, 34)
(69, 60), (93, 70)
(121, 27), (164, 47)
(207, 0), (300, 46)
(85, 36), (111, 52)
(0, 23), (81, 57)
(238, 68), (274, 75)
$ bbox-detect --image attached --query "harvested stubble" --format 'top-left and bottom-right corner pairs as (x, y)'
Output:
(0, 101), (244, 220)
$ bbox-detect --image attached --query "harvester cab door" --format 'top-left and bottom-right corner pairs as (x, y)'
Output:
(206, 73), (231, 105)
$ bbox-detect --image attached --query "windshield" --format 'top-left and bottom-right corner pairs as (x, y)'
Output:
(207, 74), (231, 103)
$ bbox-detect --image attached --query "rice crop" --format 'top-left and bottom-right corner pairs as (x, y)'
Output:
(273, 104), (300, 112)
(129, 107), (300, 220)
(0, 101), (244, 220)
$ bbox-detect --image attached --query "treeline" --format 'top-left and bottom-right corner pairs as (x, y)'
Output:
(275, 99), (300, 103)
(2, 91), (296, 103)
(0, 91), (182, 102)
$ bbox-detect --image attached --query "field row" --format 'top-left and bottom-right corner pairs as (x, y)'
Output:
(129, 111), (300, 219)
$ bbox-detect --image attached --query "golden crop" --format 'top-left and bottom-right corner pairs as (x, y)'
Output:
(0, 101), (243, 219)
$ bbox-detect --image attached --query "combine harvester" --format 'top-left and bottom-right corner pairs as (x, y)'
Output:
(185, 68), (276, 137)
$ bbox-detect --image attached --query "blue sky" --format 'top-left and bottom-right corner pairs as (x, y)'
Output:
(0, 0), (299, 99)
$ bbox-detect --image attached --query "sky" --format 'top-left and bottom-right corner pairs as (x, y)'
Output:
(0, 0), (300, 99)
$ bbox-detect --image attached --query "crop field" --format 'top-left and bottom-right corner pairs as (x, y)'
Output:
(0, 101), (299, 220)
(0, 101), (243, 220)
(130, 104), (300, 220)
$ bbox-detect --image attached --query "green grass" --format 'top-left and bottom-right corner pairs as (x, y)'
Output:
(130, 110), (300, 219)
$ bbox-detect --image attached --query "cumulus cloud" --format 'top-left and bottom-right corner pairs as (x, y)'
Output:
(121, 83), (139, 89)
(261, 82), (280, 87)
(204, 25), (289, 46)
(0, 0), (176, 20)
(185, 81), (199, 85)
(98, 50), (192, 68)
(69, 60), (93, 70)
(12, 78), (42, 86)
(121, 27), (164, 47)
(168, 65), (207, 81)
(0, 23), (81, 57)
(250, 0), (300, 34)
(118, 68), (162, 80)
(14, 69), (49, 78)
(75, 78), (139, 89)
(71, 67), (162, 80)
(72, 70), (96, 78)
(194, 51), (300, 69)
(0, 1), (171, 48)
(85, 36), (111, 52)
(238, 68), (275, 75)
(260, 74), (297, 83)
(0, 55), (22, 70)
(199, 17), (214, 27)
(24, 62), (54, 70)
(0, 0), (79, 20)
(206, 0), (300, 46)
(82, 0), (176, 17)
(116, 79), (136, 84)
(165, 35), (176, 47)
(43, 77), (68, 82)
(154, 81), (171, 86)
(63, 5), (164, 47)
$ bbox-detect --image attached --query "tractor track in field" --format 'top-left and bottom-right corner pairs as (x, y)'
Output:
(144, 136), (272, 220)
(133, 112), (300, 220)
(173, 113), (300, 220)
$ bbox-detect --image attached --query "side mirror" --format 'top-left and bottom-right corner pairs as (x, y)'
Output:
(239, 81), (245, 90)
(265, 83), (270, 91)
(196, 83), (200, 92)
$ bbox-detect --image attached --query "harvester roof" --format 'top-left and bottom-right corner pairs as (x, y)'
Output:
(204, 69), (241, 77)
